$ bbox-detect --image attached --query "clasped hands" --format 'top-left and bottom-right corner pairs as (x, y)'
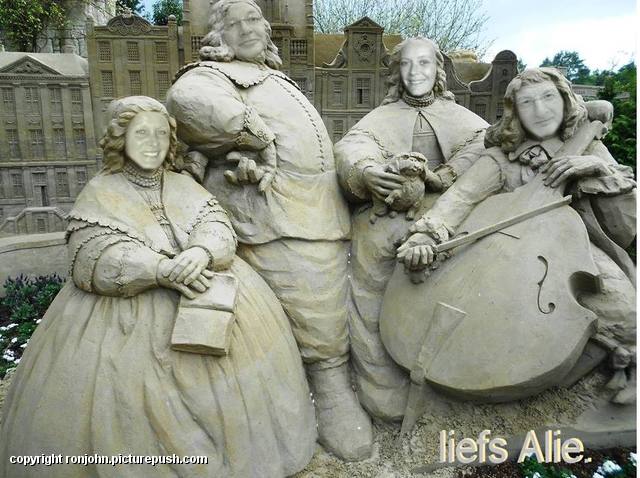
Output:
(157, 247), (212, 300)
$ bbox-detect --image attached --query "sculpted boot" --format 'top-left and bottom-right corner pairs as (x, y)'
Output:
(308, 363), (373, 461)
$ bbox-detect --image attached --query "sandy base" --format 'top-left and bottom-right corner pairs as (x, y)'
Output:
(0, 368), (624, 477)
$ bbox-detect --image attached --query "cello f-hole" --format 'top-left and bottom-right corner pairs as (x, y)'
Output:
(537, 255), (556, 314)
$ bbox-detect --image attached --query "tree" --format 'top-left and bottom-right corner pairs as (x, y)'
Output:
(116, 0), (145, 15)
(0, 0), (66, 52)
(599, 61), (636, 173)
(150, 0), (183, 26)
(540, 51), (591, 83)
(313, 0), (491, 54)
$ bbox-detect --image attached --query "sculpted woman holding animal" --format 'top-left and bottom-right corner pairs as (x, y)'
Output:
(381, 68), (636, 418)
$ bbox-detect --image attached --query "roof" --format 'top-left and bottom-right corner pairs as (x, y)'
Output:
(0, 52), (88, 76)
(452, 61), (491, 83)
(313, 33), (403, 67)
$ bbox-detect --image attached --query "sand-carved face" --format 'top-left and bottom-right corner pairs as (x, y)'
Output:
(222, 2), (269, 62)
(399, 40), (437, 97)
(515, 80), (564, 141)
(125, 111), (171, 171)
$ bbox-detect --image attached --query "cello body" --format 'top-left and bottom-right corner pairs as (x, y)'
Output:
(380, 123), (607, 403)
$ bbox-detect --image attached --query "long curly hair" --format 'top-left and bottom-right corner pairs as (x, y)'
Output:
(199, 0), (282, 70)
(484, 67), (589, 152)
(99, 96), (181, 173)
(382, 37), (455, 105)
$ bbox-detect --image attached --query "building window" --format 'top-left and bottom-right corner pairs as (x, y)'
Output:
(101, 71), (114, 97)
(36, 215), (47, 233)
(24, 87), (40, 114)
(332, 119), (344, 141)
(56, 170), (70, 197)
(127, 42), (140, 62)
(157, 71), (170, 99)
(0, 176), (4, 198)
(0, 207), (3, 223)
(474, 103), (486, 118)
(50, 87), (63, 115)
(73, 128), (87, 157)
(355, 78), (371, 106)
(291, 39), (307, 56)
(155, 42), (168, 62)
(32, 171), (46, 186)
(53, 128), (66, 156)
(129, 71), (142, 95)
(496, 101), (504, 120)
(98, 41), (112, 62)
(293, 78), (307, 95)
(11, 172), (24, 197)
(76, 168), (87, 189)
(1, 88), (15, 115)
(29, 129), (45, 158)
(331, 80), (344, 106)
(71, 88), (83, 115)
(7, 129), (20, 158)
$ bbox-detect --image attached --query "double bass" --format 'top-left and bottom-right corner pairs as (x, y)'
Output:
(379, 120), (608, 413)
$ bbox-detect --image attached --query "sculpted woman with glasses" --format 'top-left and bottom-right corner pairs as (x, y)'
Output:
(0, 97), (316, 478)
(385, 68), (636, 405)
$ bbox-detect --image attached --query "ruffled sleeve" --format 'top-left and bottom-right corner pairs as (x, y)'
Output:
(67, 220), (166, 296)
(575, 141), (636, 196)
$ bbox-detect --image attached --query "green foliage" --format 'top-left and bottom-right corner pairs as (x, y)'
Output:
(0, 274), (65, 378)
(116, 0), (145, 14)
(599, 62), (637, 173)
(150, 0), (183, 26)
(540, 51), (591, 83)
(519, 456), (575, 478)
(0, 0), (66, 52)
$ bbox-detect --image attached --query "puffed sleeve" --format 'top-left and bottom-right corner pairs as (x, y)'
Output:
(334, 130), (386, 202)
(435, 129), (487, 190)
(186, 198), (238, 271)
(574, 140), (636, 196)
(68, 221), (166, 297)
(167, 68), (275, 157)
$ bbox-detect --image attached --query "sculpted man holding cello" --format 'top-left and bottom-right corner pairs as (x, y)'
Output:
(381, 68), (636, 423)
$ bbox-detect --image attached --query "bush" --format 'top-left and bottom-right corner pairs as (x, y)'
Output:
(0, 274), (65, 378)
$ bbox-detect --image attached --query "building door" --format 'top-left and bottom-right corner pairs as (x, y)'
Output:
(32, 172), (49, 206)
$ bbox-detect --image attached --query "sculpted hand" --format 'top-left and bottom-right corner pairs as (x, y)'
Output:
(362, 163), (406, 200)
(157, 258), (214, 299)
(423, 168), (444, 192)
(540, 155), (610, 188)
(224, 152), (265, 186)
(256, 142), (277, 193)
(396, 233), (437, 271)
(167, 247), (210, 285)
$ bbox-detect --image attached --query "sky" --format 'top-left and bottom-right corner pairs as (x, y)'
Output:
(141, 0), (637, 71)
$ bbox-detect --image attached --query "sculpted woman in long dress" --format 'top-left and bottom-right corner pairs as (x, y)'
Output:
(0, 97), (316, 478)
(396, 68), (636, 404)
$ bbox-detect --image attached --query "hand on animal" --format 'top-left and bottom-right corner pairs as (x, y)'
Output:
(396, 233), (437, 271)
(424, 168), (444, 192)
(362, 163), (406, 200)
(539, 154), (610, 188)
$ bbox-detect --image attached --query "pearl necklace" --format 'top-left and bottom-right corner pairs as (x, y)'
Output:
(123, 161), (163, 189)
(402, 91), (436, 108)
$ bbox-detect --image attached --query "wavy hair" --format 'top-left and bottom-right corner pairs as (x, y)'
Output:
(99, 96), (181, 173)
(199, 0), (282, 70)
(484, 67), (589, 152)
(382, 37), (455, 105)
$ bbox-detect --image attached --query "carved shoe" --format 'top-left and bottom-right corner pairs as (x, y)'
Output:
(308, 363), (373, 461)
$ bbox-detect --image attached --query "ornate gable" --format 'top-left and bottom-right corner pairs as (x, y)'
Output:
(0, 57), (61, 76)
(107, 12), (152, 36)
(345, 16), (384, 30)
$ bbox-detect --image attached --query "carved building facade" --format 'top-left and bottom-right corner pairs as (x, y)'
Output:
(86, 13), (180, 136)
(0, 53), (98, 235)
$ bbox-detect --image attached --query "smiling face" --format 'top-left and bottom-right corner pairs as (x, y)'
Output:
(515, 81), (565, 141)
(124, 111), (170, 171)
(399, 40), (437, 97)
(222, 2), (268, 62)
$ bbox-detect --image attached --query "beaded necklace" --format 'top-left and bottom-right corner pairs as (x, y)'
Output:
(402, 91), (436, 108)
